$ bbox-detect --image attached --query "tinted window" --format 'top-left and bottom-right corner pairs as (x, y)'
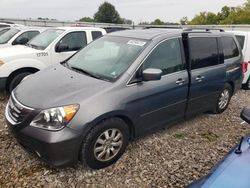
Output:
(143, 38), (183, 75)
(221, 36), (239, 59)
(189, 37), (219, 69)
(13, 31), (40, 45)
(235, 35), (245, 50)
(57, 31), (87, 52)
(91, 31), (103, 40)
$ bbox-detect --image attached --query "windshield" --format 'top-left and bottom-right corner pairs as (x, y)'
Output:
(67, 36), (148, 81)
(0, 28), (10, 36)
(27, 29), (64, 50)
(0, 28), (19, 44)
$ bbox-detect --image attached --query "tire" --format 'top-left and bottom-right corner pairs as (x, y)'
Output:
(7, 72), (32, 93)
(80, 118), (129, 169)
(242, 77), (250, 90)
(213, 83), (232, 114)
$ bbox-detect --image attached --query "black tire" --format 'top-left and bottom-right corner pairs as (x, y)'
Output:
(7, 72), (32, 93)
(213, 83), (232, 114)
(242, 77), (250, 90)
(80, 118), (129, 169)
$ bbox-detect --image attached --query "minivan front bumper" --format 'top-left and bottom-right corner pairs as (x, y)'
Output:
(6, 114), (83, 167)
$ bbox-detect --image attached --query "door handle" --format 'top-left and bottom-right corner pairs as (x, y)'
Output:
(195, 76), (205, 82)
(176, 78), (185, 85)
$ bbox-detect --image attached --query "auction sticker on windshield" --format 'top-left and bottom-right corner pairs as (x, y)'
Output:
(127, 40), (146, 46)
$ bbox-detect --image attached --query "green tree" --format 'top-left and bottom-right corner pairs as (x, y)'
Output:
(94, 2), (122, 24)
(189, 12), (219, 25)
(79, 17), (95, 22)
(151, 19), (165, 25)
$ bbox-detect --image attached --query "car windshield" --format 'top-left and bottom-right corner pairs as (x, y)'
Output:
(0, 28), (20, 44)
(67, 36), (148, 81)
(0, 28), (10, 36)
(27, 29), (64, 50)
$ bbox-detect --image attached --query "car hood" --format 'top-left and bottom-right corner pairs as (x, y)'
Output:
(14, 64), (112, 109)
(0, 45), (40, 62)
(0, 43), (10, 48)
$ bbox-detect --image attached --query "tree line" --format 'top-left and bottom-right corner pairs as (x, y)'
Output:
(79, 0), (250, 25)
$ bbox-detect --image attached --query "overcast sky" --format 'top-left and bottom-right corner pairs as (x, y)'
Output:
(0, 0), (246, 23)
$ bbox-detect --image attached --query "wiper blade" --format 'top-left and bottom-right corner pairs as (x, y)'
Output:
(26, 43), (39, 49)
(70, 66), (104, 80)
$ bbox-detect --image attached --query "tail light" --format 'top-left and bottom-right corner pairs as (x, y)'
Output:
(242, 61), (248, 73)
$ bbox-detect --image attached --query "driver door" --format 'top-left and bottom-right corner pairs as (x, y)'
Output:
(51, 31), (87, 64)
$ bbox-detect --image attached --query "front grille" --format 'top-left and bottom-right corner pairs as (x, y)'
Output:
(7, 94), (34, 124)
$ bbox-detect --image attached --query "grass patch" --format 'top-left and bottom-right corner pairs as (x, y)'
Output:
(201, 131), (219, 142)
(173, 133), (185, 139)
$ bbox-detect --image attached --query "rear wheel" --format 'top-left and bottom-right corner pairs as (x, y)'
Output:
(7, 72), (32, 92)
(213, 84), (232, 114)
(242, 77), (250, 90)
(80, 118), (129, 169)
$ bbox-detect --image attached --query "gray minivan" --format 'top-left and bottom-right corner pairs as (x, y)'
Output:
(5, 29), (243, 169)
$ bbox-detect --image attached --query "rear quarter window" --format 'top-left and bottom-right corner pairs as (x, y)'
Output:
(221, 36), (240, 59)
(91, 31), (103, 40)
(189, 37), (220, 69)
(235, 35), (245, 50)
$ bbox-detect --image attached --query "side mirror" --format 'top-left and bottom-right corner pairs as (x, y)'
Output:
(142, 68), (162, 81)
(13, 37), (29, 45)
(241, 107), (250, 124)
(56, 43), (69, 52)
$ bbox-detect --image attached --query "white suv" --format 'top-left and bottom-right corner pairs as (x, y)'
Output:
(0, 27), (106, 92)
(229, 31), (250, 89)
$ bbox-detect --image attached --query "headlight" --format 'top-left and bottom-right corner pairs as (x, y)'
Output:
(30, 104), (79, 131)
(0, 60), (5, 66)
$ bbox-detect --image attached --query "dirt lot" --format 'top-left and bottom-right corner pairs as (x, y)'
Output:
(1, 90), (250, 188)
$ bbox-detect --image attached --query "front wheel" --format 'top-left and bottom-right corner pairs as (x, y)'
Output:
(80, 118), (129, 169)
(213, 84), (232, 114)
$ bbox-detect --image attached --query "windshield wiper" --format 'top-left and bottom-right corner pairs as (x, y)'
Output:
(70, 66), (107, 81)
(26, 43), (39, 49)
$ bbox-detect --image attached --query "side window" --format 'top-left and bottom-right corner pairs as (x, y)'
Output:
(221, 36), (240, 59)
(236, 35), (245, 50)
(189, 37), (219, 70)
(57, 31), (87, 52)
(143, 38), (184, 76)
(13, 31), (40, 45)
(91, 31), (103, 40)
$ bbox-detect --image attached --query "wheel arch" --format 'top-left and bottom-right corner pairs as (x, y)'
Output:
(6, 67), (40, 90)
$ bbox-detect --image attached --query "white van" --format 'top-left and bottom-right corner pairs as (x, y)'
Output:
(229, 31), (250, 89)
(0, 27), (106, 91)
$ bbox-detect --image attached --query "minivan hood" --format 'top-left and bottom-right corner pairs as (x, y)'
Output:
(0, 45), (40, 62)
(14, 64), (112, 109)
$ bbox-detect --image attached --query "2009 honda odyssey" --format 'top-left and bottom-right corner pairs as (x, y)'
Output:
(5, 29), (243, 169)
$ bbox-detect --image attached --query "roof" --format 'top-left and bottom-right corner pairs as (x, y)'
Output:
(8, 26), (46, 31)
(56, 27), (105, 31)
(108, 29), (183, 40)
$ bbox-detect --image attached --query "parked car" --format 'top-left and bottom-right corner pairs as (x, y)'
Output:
(228, 31), (250, 89)
(0, 21), (22, 28)
(0, 27), (46, 48)
(5, 29), (243, 169)
(0, 27), (106, 92)
(187, 107), (250, 188)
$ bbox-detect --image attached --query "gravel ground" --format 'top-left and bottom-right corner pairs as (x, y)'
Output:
(1, 90), (250, 188)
